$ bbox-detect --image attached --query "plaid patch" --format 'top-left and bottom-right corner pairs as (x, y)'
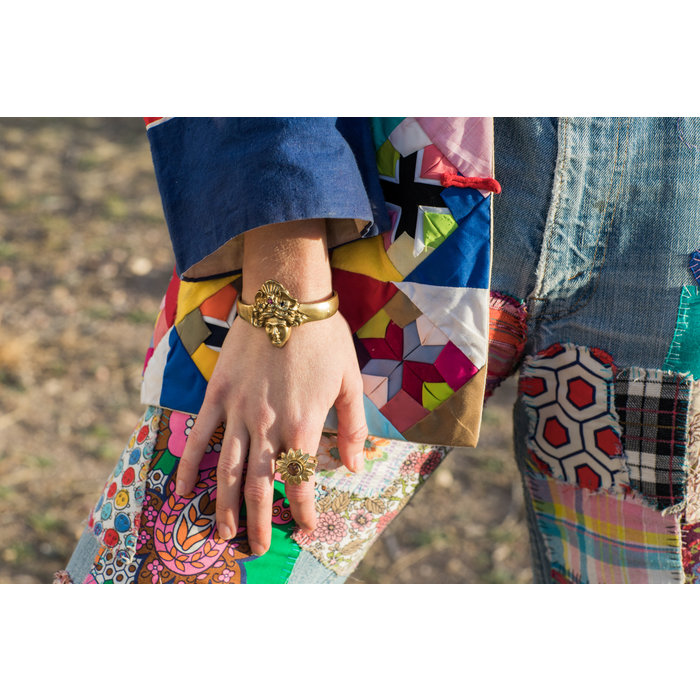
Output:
(614, 368), (691, 510)
(526, 472), (683, 583)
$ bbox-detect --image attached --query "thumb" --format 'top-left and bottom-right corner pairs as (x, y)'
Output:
(334, 370), (368, 474)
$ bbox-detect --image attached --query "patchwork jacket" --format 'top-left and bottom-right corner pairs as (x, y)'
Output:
(141, 118), (503, 446)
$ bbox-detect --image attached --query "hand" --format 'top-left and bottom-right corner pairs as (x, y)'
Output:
(174, 220), (368, 556)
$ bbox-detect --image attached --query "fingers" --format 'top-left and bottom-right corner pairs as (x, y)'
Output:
(176, 401), (224, 496)
(281, 424), (322, 533)
(334, 370), (368, 474)
(214, 419), (248, 541)
(244, 435), (277, 556)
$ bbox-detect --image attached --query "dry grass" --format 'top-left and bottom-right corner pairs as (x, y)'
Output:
(0, 118), (532, 584)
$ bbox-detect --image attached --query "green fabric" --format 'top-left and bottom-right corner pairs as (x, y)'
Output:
(422, 381), (454, 411)
(242, 481), (302, 584)
(370, 117), (405, 152)
(663, 285), (700, 378)
(376, 139), (401, 178)
(152, 449), (178, 476)
(422, 209), (458, 250)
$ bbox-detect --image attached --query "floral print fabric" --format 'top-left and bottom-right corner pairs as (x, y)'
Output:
(293, 441), (449, 576)
(75, 408), (450, 583)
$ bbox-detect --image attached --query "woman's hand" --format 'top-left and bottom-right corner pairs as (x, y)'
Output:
(173, 220), (368, 556)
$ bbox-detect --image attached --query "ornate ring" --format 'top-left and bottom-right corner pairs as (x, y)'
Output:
(275, 449), (318, 486)
(236, 279), (339, 348)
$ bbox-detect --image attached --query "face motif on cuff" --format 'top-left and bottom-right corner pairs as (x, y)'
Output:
(237, 279), (339, 348)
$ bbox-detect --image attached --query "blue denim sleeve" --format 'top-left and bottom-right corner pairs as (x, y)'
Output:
(146, 117), (389, 276)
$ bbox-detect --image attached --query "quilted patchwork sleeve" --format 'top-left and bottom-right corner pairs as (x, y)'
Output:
(145, 117), (390, 278)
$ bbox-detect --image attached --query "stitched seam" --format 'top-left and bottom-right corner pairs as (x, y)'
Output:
(536, 117), (632, 322)
(530, 117), (570, 311)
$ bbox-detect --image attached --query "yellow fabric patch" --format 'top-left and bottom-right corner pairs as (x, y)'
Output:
(190, 344), (220, 382)
(331, 234), (403, 283)
(175, 273), (241, 325)
(376, 139), (401, 178)
(386, 232), (433, 277)
(357, 308), (392, 339)
(422, 381), (454, 411)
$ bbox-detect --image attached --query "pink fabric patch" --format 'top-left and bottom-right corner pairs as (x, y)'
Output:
(380, 389), (430, 432)
(434, 342), (479, 391)
(416, 118), (493, 179)
(419, 144), (457, 182)
(152, 309), (170, 351)
(168, 411), (219, 468)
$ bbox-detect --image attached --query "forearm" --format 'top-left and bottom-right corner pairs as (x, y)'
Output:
(241, 219), (333, 302)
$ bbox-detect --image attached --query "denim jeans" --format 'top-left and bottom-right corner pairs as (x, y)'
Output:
(493, 117), (700, 583)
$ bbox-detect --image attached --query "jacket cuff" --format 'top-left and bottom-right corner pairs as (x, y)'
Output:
(146, 117), (388, 278)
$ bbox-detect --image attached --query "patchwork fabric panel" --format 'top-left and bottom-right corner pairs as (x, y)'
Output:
(83, 408), (449, 583)
(519, 343), (628, 492)
(141, 271), (240, 415)
(664, 285), (700, 379)
(293, 443), (450, 577)
(484, 291), (527, 401)
(87, 406), (161, 556)
(614, 368), (691, 511)
(526, 471), (684, 584)
(140, 118), (497, 447)
(86, 409), (300, 584)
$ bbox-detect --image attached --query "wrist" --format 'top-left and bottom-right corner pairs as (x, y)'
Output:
(242, 219), (332, 302)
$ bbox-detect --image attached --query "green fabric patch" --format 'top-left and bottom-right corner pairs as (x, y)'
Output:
(376, 139), (401, 179)
(663, 285), (700, 378)
(152, 449), (178, 476)
(422, 381), (454, 411)
(422, 209), (458, 250)
(242, 481), (301, 584)
(370, 117), (405, 152)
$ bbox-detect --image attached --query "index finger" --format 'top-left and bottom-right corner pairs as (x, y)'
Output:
(176, 402), (224, 496)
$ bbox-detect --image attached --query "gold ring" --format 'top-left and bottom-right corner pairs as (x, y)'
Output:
(275, 449), (318, 485)
(236, 280), (339, 347)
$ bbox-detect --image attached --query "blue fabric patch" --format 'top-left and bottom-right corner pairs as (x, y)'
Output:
(159, 331), (209, 415)
(323, 396), (405, 441)
(403, 189), (491, 289)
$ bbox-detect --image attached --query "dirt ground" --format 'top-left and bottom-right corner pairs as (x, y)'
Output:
(0, 117), (532, 584)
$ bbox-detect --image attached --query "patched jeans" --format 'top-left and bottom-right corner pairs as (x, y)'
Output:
(493, 117), (700, 583)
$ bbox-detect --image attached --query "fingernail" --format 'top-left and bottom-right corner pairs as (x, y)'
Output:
(218, 524), (232, 540)
(175, 479), (187, 496)
(251, 545), (266, 557)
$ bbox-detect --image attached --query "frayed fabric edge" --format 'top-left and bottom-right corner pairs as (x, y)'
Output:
(53, 569), (73, 584)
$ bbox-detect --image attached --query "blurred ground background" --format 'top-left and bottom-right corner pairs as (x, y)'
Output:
(0, 117), (532, 584)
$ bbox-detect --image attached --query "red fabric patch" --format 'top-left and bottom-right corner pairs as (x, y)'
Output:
(540, 342), (565, 358)
(379, 389), (430, 432)
(163, 267), (181, 328)
(520, 376), (546, 397)
(590, 346), (616, 371)
(332, 268), (397, 334)
(567, 377), (595, 408)
(440, 172), (502, 194)
(575, 465), (602, 490)
(143, 117), (163, 126)
(594, 427), (623, 457)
